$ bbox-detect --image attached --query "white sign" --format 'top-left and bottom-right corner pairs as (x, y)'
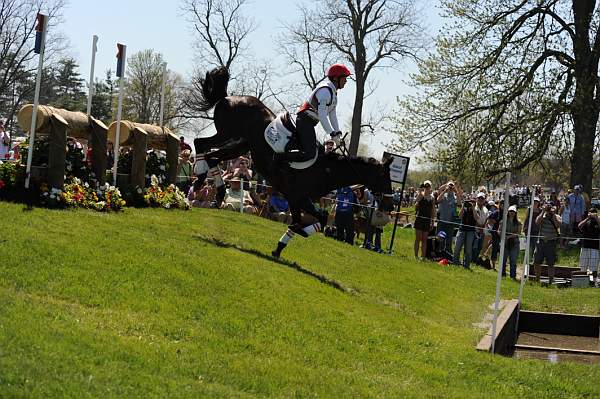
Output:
(383, 152), (409, 184)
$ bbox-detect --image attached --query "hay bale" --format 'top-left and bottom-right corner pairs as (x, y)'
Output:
(107, 120), (177, 151)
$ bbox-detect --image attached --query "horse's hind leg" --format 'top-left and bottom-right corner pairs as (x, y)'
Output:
(193, 133), (233, 153)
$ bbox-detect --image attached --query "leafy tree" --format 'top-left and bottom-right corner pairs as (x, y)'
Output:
(392, 0), (600, 193)
(122, 49), (185, 128)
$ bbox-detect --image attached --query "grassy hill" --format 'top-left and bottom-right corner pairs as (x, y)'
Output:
(0, 201), (598, 398)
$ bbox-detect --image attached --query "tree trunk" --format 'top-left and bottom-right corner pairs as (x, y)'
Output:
(349, 71), (365, 157)
(570, 0), (597, 195)
(570, 109), (596, 195)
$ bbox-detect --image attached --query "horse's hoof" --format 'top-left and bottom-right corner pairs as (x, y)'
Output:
(271, 251), (280, 258)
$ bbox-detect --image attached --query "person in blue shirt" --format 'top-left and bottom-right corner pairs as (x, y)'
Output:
(335, 186), (357, 244)
(269, 191), (290, 223)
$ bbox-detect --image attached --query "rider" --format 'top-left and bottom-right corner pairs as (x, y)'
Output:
(273, 63), (351, 166)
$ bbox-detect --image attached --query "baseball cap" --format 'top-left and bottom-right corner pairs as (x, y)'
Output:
(437, 231), (447, 239)
(423, 180), (432, 187)
(508, 205), (517, 212)
(533, 197), (540, 202)
(488, 200), (496, 206)
(476, 192), (486, 199)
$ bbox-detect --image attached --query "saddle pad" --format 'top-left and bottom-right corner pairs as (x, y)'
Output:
(264, 113), (318, 170)
(264, 114), (293, 153)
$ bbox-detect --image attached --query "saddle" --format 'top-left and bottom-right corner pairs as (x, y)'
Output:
(280, 111), (297, 136)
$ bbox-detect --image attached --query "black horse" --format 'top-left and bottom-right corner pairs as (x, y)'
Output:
(193, 67), (393, 257)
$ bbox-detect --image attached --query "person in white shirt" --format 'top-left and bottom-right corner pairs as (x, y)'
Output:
(473, 192), (489, 262)
(273, 64), (351, 166)
(0, 120), (10, 160)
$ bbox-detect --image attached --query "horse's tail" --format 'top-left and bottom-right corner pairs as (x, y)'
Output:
(196, 66), (230, 112)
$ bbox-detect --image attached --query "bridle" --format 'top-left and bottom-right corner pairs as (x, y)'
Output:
(333, 132), (393, 206)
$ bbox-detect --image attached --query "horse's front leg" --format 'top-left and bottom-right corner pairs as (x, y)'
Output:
(271, 204), (302, 258)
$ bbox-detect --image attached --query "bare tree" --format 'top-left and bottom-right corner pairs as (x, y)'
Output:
(0, 0), (65, 130)
(281, 0), (423, 156)
(181, 0), (257, 118)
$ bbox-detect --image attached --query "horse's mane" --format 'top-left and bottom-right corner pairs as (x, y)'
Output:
(323, 152), (383, 166)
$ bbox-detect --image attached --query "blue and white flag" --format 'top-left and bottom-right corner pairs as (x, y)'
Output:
(116, 43), (126, 77)
(33, 13), (46, 54)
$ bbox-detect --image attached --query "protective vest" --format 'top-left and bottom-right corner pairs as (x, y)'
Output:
(297, 80), (339, 135)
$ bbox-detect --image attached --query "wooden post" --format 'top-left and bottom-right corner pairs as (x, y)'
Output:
(130, 127), (148, 189)
(166, 133), (179, 185)
(89, 117), (108, 185)
(47, 114), (68, 189)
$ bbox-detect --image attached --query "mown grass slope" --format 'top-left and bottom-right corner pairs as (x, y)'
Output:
(0, 201), (598, 398)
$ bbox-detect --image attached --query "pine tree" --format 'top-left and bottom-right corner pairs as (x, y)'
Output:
(53, 58), (87, 112)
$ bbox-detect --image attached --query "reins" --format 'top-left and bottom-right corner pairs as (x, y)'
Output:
(332, 133), (392, 205)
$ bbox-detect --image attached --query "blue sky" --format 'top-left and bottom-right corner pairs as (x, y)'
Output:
(59, 0), (443, 157)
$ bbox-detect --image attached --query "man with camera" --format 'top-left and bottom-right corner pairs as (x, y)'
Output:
(577, 208), (599, 281)
(533, 203), (562, 284)
(436, 181), (460, 253)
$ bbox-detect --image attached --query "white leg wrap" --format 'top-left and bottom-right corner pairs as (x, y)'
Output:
(209, 166), (224, 187)
(303, 223), (321, 236)
(279, 229), (295, 244)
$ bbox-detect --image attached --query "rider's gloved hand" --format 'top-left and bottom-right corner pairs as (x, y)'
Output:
(330, 131), (342, 146)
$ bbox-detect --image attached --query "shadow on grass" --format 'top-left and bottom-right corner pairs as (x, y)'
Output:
(193, 234), (355, 294)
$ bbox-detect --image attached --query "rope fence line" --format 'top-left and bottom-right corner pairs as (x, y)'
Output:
(409, 213), (600, 242)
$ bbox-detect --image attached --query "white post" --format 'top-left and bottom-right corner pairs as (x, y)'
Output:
(86, 35), (98, 117)
(112, 44), (126, 187)
(240, 182), (244, 214)
(490, 172), (511, 353)
(518, 190), (536, 304)
(159, 62), (167, 128)
(25, 14), (49, 189)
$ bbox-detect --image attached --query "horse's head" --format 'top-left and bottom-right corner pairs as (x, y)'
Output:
(372, 157), (394, 212)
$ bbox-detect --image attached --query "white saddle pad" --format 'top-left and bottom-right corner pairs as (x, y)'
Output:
(264, 113), (318, 170)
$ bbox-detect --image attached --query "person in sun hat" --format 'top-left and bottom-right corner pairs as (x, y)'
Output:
(414, 180), (435, 259)
(499, 205), (522, 279)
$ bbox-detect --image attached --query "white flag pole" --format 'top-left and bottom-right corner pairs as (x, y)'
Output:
(112, 44), (126, 187)
(25, 14), (49, 189)
(86, 35), (98, 117)
(159, 62), (167, 128)
(490, 172), (511, 353)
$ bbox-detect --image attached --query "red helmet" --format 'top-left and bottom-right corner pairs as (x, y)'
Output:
(326, 63), (352, 78)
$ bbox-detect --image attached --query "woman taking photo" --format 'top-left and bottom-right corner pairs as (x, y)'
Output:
(414, 180), (435, 259)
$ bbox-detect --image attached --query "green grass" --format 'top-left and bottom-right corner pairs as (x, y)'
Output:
(0, 201), (598, 398)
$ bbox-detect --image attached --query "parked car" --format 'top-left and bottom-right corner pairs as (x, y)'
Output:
(591, 198), (600, 209)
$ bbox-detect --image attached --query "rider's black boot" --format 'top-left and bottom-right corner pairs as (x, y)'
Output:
(271, 242), (287, 258)
(318, 210), (329, 228)
(272, 152), (290, 171)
